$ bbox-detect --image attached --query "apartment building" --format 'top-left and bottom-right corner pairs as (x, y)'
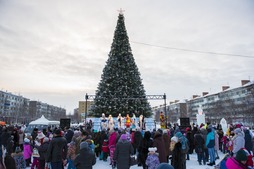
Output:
(29, 101), (66, 121)
(0, 91), (30, 124)
(188, 80), (254, 125)
(0, 90), (66, 123)
(152, 80), (254, 126)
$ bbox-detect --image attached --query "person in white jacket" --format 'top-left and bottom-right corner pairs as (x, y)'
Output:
(232, 128), (245, 156)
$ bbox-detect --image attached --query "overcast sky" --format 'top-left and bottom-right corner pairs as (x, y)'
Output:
(0, 0), (254, 114)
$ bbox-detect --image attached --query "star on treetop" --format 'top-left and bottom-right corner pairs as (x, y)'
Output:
(117, 8), (125, 14)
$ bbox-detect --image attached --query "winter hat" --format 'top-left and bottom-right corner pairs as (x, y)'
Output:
(157, 163), (174, 169)
(234, 128), (242, 135)
(43, 137), (49, 143)
(208, 124), (213, 129)
(54, 129), (61, 135)
(236, 124), (241, 128)
(148, 147), (157, 153)
(175, 131), (183, 138)
(120, 134), (127, 140)
(80, 141), (89, 150)
(235, 149), (248, 161)
(37, 131), (45, 139)
(171, 136), (178, 143)
(24, 138), (30, 143)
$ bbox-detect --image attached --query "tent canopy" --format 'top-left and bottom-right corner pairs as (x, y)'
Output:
(29, 115), (50, 125)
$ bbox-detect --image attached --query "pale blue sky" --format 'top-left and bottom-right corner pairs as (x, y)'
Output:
(0, 0), (254, 114)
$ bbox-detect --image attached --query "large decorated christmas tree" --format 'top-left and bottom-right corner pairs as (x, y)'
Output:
(90, 12), (151, 117)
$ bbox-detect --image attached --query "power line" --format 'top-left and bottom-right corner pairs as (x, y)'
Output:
(130, 41), (254, 59)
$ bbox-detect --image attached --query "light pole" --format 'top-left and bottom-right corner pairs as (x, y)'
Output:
(85, 93), (88, 124)
(163, 93), (167, 128)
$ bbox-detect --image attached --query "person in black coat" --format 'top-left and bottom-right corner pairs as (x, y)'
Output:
(46, 129), (68, 169)
(194, 130), (206, 165)
(6, 136), (14, 156)
(36, 137), (50, 169)
(133, 128), (143, 165)
(244, 129), (253, 154)
(74, 141), (96, 169)
(4, 155), (16, 169)
(170, 136), (185, 169)
(186, 127), (194, 154)
(113, 134), (134, 169)
(64, 127), (74, 144)
(138, 131), (153, 169)
(1, 127), (11, 149)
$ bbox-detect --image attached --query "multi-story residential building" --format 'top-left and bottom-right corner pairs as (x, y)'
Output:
(0, 91), (30, 124)
(29, 101), (66, 121)
(187, 80), (254, 125)
(152, 80), (254, 126)
(0, 90), (66, 123)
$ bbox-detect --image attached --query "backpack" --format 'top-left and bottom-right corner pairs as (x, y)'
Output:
(181, 140), (189, 154)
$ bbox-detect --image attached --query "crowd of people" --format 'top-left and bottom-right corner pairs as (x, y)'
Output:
(0, 120), (254, 169)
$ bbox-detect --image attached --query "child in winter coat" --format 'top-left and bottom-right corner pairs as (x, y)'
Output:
(86, 139), (95, 152)
(227, 136), (233, 155)
(31, 137), (41, 169)
(146, 147), (160, 169)
(23, 138), (32, 167)
(101, 139), (109, 161)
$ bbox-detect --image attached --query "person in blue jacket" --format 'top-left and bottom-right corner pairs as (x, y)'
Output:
(206, 126), (215, 166)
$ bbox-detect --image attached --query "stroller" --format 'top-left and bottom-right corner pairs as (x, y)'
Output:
(109, 145), (116, 169)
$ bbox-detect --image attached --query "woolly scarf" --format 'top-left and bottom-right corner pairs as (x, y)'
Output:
(175, 132), (187, 150)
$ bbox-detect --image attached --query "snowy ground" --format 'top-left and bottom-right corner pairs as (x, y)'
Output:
(92, 151), (225, 169)
(25, 151), (225, 169)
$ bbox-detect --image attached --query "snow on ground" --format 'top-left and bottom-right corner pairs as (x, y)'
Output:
(26, 151), (225, 169)
(92, 151), (226, 169)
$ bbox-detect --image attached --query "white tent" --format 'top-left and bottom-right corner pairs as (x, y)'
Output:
(29, 115), (50, 125)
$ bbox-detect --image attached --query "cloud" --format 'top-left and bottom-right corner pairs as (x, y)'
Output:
(0, 0), (254, 113)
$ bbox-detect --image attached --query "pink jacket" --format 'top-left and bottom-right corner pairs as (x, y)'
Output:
(226, 157), (247, 169)
(109, 132), (117, 148)
(23, 143), (32, 159)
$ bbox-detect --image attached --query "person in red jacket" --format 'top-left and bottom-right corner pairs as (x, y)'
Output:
(101, 139), (109, 161)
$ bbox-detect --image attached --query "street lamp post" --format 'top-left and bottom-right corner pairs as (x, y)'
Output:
(85, 93), (88, 124)
(163, 93), (167, 128)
